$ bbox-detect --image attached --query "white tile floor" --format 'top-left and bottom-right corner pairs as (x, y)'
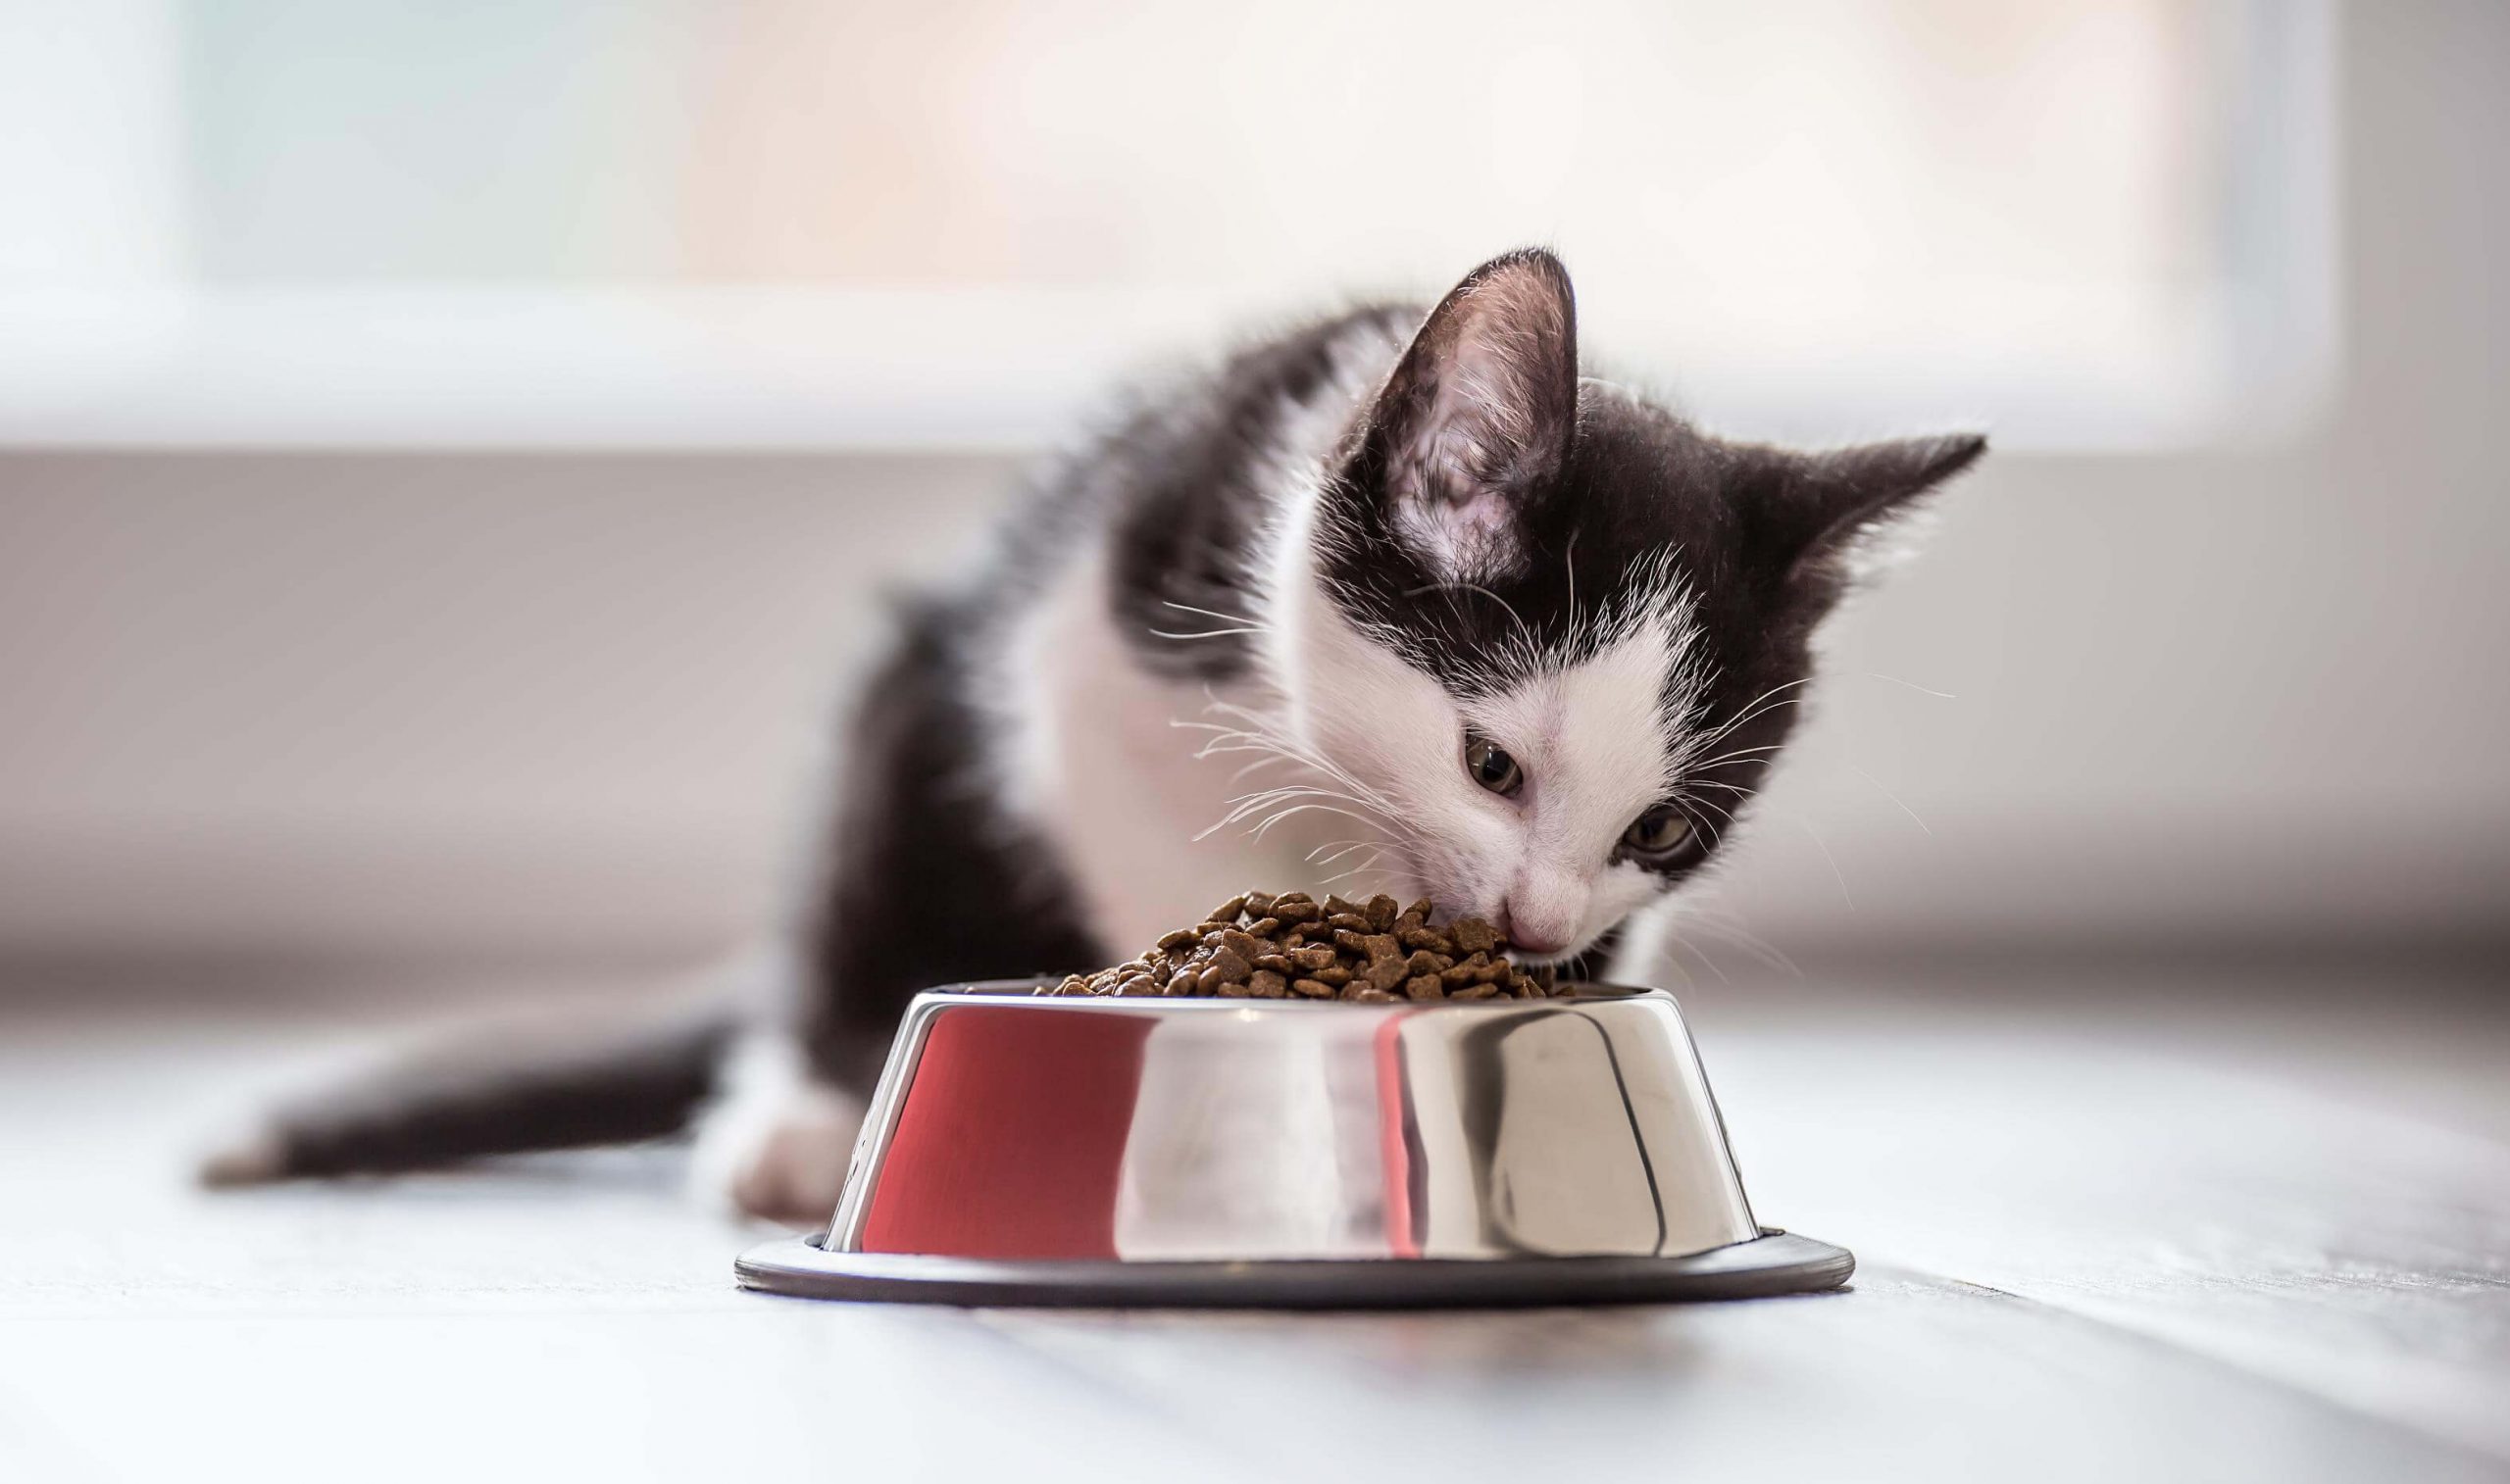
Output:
(2, 961), (2504, 1483)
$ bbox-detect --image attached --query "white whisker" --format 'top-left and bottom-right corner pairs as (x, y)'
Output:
(1867, 671), (1957, 700)
(1847, 765), (1933, 837)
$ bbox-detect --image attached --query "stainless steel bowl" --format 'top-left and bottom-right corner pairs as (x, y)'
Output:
(736, 982), (1850, 1307)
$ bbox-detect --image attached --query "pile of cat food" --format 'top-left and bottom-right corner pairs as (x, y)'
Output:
(1038, 892), (1561, 1002)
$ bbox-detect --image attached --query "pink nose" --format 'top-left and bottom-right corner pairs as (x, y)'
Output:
(1500, 906), (1574, 957)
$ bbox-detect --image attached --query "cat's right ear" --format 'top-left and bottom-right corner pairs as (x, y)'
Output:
(1345, 248), (1580, 584)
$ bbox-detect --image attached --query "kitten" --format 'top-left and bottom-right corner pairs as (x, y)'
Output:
(205, 249), (1983, 1221)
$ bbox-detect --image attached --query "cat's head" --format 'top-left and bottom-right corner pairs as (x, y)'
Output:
(1276, 248), (1984, 963)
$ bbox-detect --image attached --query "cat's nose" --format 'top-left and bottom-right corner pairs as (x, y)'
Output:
(1498, 901), (1576, 957)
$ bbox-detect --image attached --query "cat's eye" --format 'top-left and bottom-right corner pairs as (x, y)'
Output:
(1621, 804), (1695, 859)
(1463, 735), (1524, 798)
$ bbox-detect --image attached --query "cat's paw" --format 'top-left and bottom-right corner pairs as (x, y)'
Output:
(689, 1033), (863, 1226)
(725, 1093), (861, 1226)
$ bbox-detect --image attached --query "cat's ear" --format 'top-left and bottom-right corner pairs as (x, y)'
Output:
(1761, 433), (1988, 577)
(1350, 248), (1580, 582)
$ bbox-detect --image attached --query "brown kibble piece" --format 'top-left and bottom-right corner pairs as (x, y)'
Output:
(1350, 987), (1397, 1004)
(1157, 928), (1199, 952)
(1322, 894), (1360, 916)
(1243, 891), (1277, 916)
(1208, 946), (1253, 982)
(1450, 917), (1499, 956)
(1360, 933), (1401, 963)
(1313, 965), (1353, 987)
(1440, 953), (1487, 986)
(1292, 945), (1336, 972)
(1403, 974), (1444, 1002)
(1117, 974), (1159, 997)
(1219, 928), (1261, 961)
(1403, 949), (1451, 978)
(1209, 895), (1248, 922)
(1399, 926), (1453, 955)
(1325, 913), (1371, 933)
(1216, 979), (1254, 998)
(1253, 954), (1292, 973)
(1166, 970), (1198, 996)
(1449, 981), (1499, 1001)
(1289, 977), (1334, 998)
(1248, 969), (1288, 998)
(1245, 916), (1282, 938)
(1365, 958), (1409, 992)
(1364, 895), (1399, 930)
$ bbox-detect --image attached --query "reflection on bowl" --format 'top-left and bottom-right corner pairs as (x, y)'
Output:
(829, 983), (1757, 1262)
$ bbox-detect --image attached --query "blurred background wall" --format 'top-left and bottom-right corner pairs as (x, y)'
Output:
(0, 0), (2501, 984)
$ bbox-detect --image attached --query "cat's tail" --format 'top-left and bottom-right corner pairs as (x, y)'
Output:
(198, 994), (743, 1187)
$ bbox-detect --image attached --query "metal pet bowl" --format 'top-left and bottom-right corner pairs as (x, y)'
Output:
(735, 982), (1850, 1308)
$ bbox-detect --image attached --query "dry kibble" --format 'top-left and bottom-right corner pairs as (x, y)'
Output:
(1399, 926), (1453, 955)
(1037, 894), (1563, 1004)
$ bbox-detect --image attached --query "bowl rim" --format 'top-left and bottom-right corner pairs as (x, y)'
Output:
(927, 977), (1665, 1008)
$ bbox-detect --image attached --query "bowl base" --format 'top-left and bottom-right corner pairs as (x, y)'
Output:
(734, 1229), (1852, 1309)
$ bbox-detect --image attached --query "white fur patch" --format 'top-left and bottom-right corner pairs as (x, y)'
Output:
(688, 1031), (865, 1227)
(1269, 566), (1701, 957)
(975, 321), (1411, 952)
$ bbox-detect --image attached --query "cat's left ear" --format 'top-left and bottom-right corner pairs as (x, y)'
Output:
(1350, 248), (1580, 582)
(1765, 433), (1988, 577)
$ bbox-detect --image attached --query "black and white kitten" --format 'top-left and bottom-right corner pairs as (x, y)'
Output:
(209, 249), (1983, 1220)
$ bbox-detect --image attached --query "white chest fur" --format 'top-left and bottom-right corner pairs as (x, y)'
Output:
(980, 552), (1370, 958)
